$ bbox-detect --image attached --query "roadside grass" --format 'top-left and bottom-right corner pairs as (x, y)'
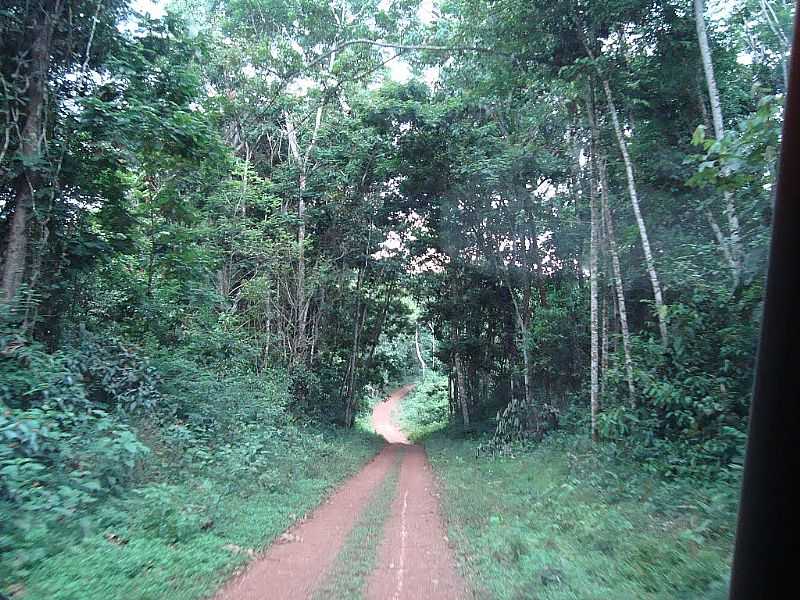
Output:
(15, 427), (383, 600)
(398, 375), (737, 599)
(424, 431), (736, 600)
(397, 375), (449, 442)
(311, 446), (403, 600)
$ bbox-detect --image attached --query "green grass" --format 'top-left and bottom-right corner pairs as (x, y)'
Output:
(13, 428), (383, 600)
(397, 375), (450, 442)
(312, 446), (403, 600)
(423, 431), (737, 600)
(395, 375), (739, 598)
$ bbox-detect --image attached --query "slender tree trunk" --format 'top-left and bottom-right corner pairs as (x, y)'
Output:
(284, 102), (324, 367)
(415, 323), (427, 380)
(507, 186), (537, 413)
(705, 208), (739, 278)
(696, 84), (740, 281)
(694, 0), (743, 285)
(343, 302), (363, 427)
(523, 187), (548, 307)
(695, 0), (725, 138)
(2, 4), (60, 302)
(507, 287), (535, 412)
(295, 174), (308, 362)
(602, 80), (668, 346)
(601, 290), (609, 399)
(588, 142), (600, 443)
(454, 351), (470, 427)
(448, 370), (455, 417)
(428, 322), (436, 370)
(599, 158), (636, 404)
(342, 261), (366, 426)
(522, 334), (533, 409)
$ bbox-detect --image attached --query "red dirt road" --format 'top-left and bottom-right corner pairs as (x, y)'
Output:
(365, 442), (466, 600)
(214, 384), (466, 599)
(371, 384), (413, 444)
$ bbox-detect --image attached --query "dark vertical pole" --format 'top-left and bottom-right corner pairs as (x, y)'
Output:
(729, 6), (800, 598)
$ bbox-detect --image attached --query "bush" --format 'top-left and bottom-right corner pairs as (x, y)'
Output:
(72, 332), (161, 413)
(398, 375), (450, 441)
(595, 283), (759, 476)
(1, 310), (151, 574)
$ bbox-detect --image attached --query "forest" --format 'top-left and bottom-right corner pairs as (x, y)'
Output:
(0, 0), (794, 598)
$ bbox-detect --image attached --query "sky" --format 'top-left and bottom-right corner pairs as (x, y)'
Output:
(131, 0), (165, 18)
(128, 0), (754, 79)
(129, 0), (437, 84)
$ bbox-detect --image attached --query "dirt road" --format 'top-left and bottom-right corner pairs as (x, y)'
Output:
(214, 384), (466, 600)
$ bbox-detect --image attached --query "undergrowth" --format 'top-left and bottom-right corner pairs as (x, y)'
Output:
(396, 374), (739, 599)
(1, 330), (383, 600)
(424, 430), (738, 600)
(397, 375), (450, 442)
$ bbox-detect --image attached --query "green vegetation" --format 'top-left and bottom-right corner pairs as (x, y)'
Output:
(398, 376), (739, 599)
(2, 337), (382, 599)
(1, 0), (792, 597)
(398, 377), (450, 442)
(419, 431), (734, 599)
(20, 426), (378, 600)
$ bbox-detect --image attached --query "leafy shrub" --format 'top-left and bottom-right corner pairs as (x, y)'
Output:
(0, 310), (150, 574)
(598, 283), (759, 476)
(72, 332), (161, 413)
(0, 403), (148, 573)
(398, 375), (450, 440)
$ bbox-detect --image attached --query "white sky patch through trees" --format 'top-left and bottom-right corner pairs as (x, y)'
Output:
(381, 0), (439, 84)
(132, 0), (166, 19)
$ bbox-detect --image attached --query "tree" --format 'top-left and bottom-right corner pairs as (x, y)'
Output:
(694, 0), (743, 286)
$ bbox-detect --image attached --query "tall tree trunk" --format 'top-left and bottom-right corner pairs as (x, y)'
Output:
(522, 333), (534, 409)
(506, 287), (534, 411)
(454, 351), (470, 427)
(694, 0), (725, 139)
(523, 187), (548, 307)
(342, 259), (367, 426)
(588, 140), (601, 443)
(284, 102), (324, 367)
(601, 289), (609, 399)
(505, 184), (537, 412)
(343, 301), (364, 427)
(602, 80), (668, 346)
(2, 3), (60, 302)
(694, 0), (743, 285)
(427, 322), (436, 370)
(295, 174), (308, 362)
(448, 370), (455, 417)
(599, 158), (636, 404)
(414, 323), (427, 380)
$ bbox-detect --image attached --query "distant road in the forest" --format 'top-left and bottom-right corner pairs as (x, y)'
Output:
(214, 384), (466, 599)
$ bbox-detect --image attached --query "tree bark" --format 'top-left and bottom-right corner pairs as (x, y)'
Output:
(284, 103), (324, 366)
(343, 300), (364, 427)
(694, 0), (743, 285)
(599, 158), (636, 404)
(2, 3), (60, 302)
(415, 323), (427, 380)
(588, 138), (600, 443)
(454, 351), (470, 427)
(602, 80), (668, 346)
